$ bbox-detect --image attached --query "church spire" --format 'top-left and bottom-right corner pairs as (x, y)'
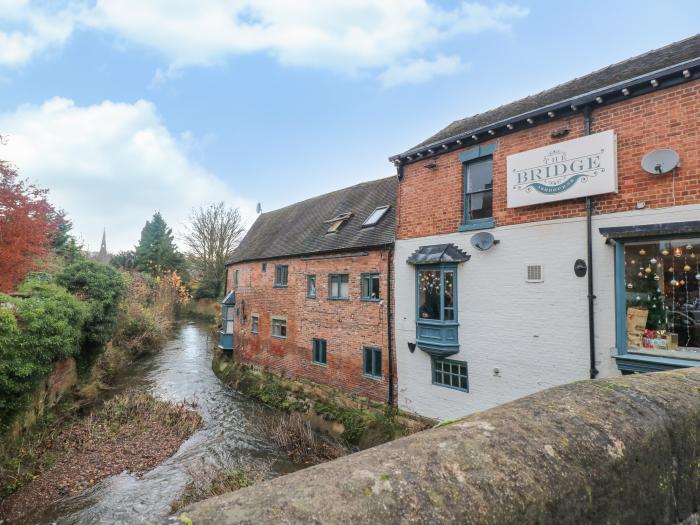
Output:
(98, 228), (109, 262)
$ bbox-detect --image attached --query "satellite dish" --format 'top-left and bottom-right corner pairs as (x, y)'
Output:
(470, 232), (499, 251)
(641, 149), (680, 175)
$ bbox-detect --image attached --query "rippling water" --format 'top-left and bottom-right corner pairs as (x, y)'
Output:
(33, 321), (296, 525)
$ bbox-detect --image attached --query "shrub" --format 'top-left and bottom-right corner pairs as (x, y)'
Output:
(56, 259), (124, 348)
(0, 283), (87, 429)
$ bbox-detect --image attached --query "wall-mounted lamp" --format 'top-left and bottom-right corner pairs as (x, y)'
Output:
(407, 342), (416, 353)
(424, 162), (437, 170)
(574, 259), (587, 277)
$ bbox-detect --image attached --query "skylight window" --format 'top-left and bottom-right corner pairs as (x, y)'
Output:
(325, 212), (352, 233)
(362, 206), (390, 227)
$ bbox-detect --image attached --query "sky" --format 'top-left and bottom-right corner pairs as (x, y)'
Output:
(0, 1), (698, 252)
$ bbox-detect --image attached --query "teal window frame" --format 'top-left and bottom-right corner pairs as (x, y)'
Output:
(415, 263), (459, 356)
(271, 318), (287, 339)
(459, 143), (496, 232)
(274, 265), (288, 287)
(233, 269), (239, 289)
(307, 274), (317, 298)
(312, 338), (327, 365)
(262, 262), (267, 272)
(432, 358), (469, 392)
(362, 347), (382, 378)
(251, 314), (259, 335)
(612, 235), (700, 374)
(328, 273), (349, 300)
(360, 273), (381, 302)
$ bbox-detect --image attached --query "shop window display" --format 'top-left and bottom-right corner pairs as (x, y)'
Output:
(624, 238), (700, 359)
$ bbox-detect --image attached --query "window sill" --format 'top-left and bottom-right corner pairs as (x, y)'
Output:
(273, 284), (288, 288)
(614, 352), (700, 373)
(458, 218), (495, 232)
(328, 297), (349, 301)
(361, 298), (381, 303)
(251, 332), (258, 336)
(432, 382), (469, 393)
(362, 373), (383, 381)
(416, 319), (459, 327)
(307, 295), (316, 299)
(271, 334), (287, 340)
(312, 361), (328, 367)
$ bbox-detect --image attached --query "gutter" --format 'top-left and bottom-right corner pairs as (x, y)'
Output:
(390, 57), (700, 165)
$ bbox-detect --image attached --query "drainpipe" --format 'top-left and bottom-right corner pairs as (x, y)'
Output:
(583, 106), (599, 379)
(386, 246), (395, 407)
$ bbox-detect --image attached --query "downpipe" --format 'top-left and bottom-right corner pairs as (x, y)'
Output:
(583, 106), (599, 379)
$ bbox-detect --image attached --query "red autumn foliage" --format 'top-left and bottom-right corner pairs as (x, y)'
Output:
(0, 156), (58, 292)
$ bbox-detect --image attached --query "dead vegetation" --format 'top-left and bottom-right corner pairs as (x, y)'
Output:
(0, 391), (201, 523)
(171, 458), (272, 512)
(256, 412), (348, 464)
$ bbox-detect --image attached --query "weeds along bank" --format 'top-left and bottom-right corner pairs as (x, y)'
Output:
(212, 350), (431, 449)
(0, 260), (190, 504)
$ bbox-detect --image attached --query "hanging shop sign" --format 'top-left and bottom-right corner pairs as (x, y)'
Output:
(507, 130), (617, 208)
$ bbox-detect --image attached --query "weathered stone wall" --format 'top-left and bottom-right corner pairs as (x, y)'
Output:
(177, 368), (700, 524)
(8, 358), (77, 438)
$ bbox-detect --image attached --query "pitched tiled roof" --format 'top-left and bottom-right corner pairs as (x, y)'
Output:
(227, 177), (396, 264)
(405, 34), (700, 153)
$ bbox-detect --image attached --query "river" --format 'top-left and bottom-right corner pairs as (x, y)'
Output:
(34, 321), (297, 524)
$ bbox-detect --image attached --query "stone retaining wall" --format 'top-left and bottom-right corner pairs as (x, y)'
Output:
(177, 368), (700, 524)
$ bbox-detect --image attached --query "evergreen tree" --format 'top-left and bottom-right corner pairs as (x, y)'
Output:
(134, 212), (184, 276)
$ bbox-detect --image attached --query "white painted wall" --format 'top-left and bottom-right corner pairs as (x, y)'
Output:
(395, 204), (700, 421)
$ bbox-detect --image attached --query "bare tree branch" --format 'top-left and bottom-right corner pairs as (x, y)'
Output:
(182, 202), (245, 298)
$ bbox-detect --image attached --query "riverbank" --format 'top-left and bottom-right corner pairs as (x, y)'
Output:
(212, 350), (432, 448)
(0, 392), (201, 524)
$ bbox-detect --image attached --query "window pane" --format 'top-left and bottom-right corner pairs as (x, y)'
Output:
(371, 276), (380, 299)
(418, 270), (441, 320)
(340, 276), (349, 298)
(281, 324), (286, 337)
(624, 238), (700, 358)
(308, 275), (316, 297)
(330, 277), (339, 297)
(364, 348), (372, 374)
(467, 158), (493, 193)
(444, 271), (455, 321)
(361, 276), (370, 298)
(468, 190), (493, 220)
(374, 350), (382, 376)
(225, 320), (233, 334)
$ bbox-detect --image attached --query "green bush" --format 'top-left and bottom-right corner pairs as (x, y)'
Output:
(0, 284), (87, 429)
(56, 260), (124, 348)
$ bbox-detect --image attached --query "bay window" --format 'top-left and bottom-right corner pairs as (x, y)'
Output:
(622, 237), (700, 360)
(415, 265), (459, 357)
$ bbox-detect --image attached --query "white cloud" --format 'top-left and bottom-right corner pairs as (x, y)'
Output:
(379, 55), (465, 88)
(0, 97), (256, 252)
(0, 0), (528, 84)
(0, 0), (76, 66)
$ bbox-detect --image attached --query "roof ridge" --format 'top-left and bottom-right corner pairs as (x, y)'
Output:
(258, 175), (396, 217)
(448, 34), (700, 132)
(402, 33), (700, 154)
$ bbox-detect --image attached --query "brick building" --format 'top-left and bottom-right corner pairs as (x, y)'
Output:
(225, 177), (396, 404)
(390, 35), (700, 420)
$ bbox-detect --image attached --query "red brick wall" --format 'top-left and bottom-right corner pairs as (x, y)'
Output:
(397, 80), (700, 239)
(226, 249), (393, 403)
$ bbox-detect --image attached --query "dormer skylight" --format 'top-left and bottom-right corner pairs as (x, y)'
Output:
(362, 205), (390, 227)
(325, 212), (352, 233)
